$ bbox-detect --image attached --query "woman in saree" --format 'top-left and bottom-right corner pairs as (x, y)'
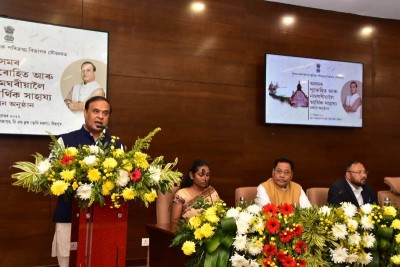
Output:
(170, 159), (220, 228)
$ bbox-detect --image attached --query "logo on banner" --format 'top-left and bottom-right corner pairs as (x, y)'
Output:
(3, 25), (15, 42)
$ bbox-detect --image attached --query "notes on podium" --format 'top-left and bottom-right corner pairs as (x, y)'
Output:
(70, 199), (128, 267)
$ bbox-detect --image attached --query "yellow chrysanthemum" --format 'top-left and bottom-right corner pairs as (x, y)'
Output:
(182, 241), (196, 256)
(392, 219), (400, 230)
(102, 180), (115, 196)
(384, 206), (397, 217)
(60, 169), (76, 181)
(50, 180), (69, 196)
(392, 255), (400, 265)
(122, 187), (136, 200)
(395, 233), (400, 244)
(205, 214), (220, 224)
(72, 182), (79, 190)
(188, 216), (202, 229)
(200, 223), (215, 238)
(144, 190), (157, 203)
(103, 157), (118, 170)
(112, 149), (125, 158)
(122, 160), (133, 172)
(65, 147), (78, 156)
(133, 152), (149, 170)
(87, 168), (101, 182)
(194, 228), (204, 240)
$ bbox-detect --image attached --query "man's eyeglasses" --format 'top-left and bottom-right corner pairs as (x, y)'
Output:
(348, 170), (368, 175)
(275, 169), (292, 176)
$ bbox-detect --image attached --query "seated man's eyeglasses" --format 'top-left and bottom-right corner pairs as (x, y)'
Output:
(347, 170), (368, 175)
(275, 169), (292, 176)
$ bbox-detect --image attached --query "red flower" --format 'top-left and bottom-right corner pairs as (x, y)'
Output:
(295, 241), (307, 254)
(61, 155), (74, 165)
(279, 229), (293, 243)
(281, 255), (296, 267)
(276, 250), (287, 262)
(279, 203), (295, 215)
(295, 259), (306, 267)
(263, 243), (277, 256)
(292, 225), (303, 237)
(266, 217), (280, 234)
(263, 203), (278, 215)
(263, 257), (275, 267)
(129, 168), (142, 182)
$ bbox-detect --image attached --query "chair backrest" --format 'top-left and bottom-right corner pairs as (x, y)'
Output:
(156, 186), (179, 224)
(306, 187), (329, 206)
(378, 177), (400, 207)
(235, 187), (257, 206)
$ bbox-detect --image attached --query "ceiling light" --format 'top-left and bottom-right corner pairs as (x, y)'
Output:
(191, 2), (205, 13)
(282, 16), (295, 26)
(360, 26), (373, 36)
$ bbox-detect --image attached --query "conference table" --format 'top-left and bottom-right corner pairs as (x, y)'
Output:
(146, 223), (186, 267)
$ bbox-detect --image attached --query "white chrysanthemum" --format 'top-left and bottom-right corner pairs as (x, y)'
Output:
(89, 145), (101, 154)
(348, 233), (361, 246)
(360, 215), (374, 230)
(330, 247), (348, 263)
(249, 216), (265, 233)
(246, 204), (262, 215)
(347, 218), (359, 231)
(77, 184), (93, 200)
(319, 205), (331, 216)
(116, 169), (130, 187)
(238, 211), (253, 224)
(346, 253), (359, 263)
(248, 260), (259, 267)
(362, 233), (376, 248)
(358, 252), (373, 265)
(247, 239), (263, 256)
(230, 252), (248, 267)
(342, 202), (357, 218)
(232, 235), (247, 251)
(332, 223), (348, 239)
(148, 165), (161, 183)
(360, 203), (373, 215)
(236, 219), (250, 235)
(83, 155), (97, 166)
(226, 208), (240, 219)
(37, 159), (51, 174)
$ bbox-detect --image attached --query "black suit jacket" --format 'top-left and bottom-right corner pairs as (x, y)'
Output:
(327, 178), (377, 207)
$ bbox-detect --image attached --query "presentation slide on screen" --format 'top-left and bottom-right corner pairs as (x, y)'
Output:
(265, 54), (363, 128)
(0, 17), (108, 135)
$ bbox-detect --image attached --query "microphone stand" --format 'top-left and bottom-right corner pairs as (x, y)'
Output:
(202, 169), (214, 205)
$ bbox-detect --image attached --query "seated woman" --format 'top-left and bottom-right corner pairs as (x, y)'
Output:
(170, 159), (220, 228)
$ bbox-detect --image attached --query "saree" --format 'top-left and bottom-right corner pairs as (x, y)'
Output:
(173, 186), (220, 220)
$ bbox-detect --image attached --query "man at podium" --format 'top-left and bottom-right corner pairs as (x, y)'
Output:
(51, 96), (118, 267)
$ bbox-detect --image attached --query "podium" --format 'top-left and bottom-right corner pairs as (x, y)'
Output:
(70, 199), (128, 267)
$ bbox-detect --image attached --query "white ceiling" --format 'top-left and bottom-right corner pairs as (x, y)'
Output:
(266, 0), (400, 21)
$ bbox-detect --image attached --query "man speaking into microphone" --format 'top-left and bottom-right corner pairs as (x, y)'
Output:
(327, 160), (376, 207)
(52, 96), (120, 267)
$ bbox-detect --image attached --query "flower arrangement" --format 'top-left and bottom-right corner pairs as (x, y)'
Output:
(376, 205), (400, 266)
(172, 201), (400, 267)
(171, 198), (236, 267)
(11, 128), (182, 208)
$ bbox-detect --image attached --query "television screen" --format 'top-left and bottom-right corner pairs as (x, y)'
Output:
(265, 54), (363, 127)
(0, 17), (108, 135)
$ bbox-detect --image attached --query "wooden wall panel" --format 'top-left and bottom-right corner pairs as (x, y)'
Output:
(1, 0), (400, 266)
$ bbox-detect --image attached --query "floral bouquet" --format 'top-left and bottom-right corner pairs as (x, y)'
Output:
(318, 202), (379, 266)
(11, 127), (182, 209)
(375, 205), (400, 266)
(172, 199), (237, 267)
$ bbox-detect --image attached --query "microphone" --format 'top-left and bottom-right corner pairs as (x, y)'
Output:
(96, 124), (108, 130)
(202, 168), (214, 205)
